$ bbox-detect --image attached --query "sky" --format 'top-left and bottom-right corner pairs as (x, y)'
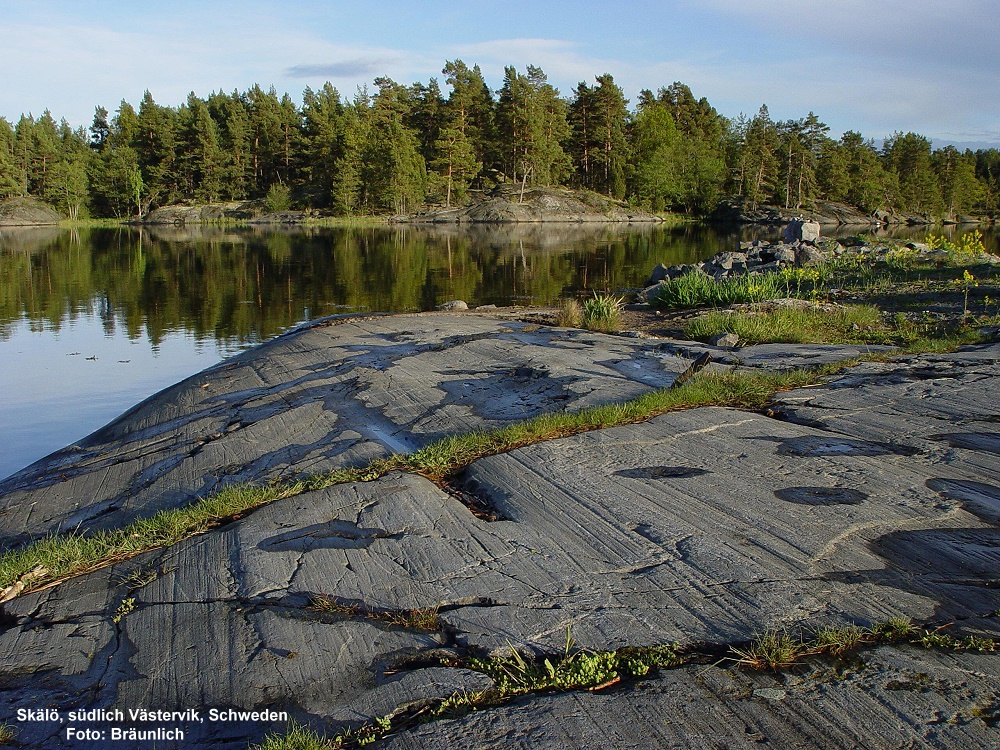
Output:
(2, 0), (998, 149)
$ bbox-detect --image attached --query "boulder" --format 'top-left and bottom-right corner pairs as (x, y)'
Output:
(782, 218), (821, 243)
(795, 244), (829, 266)
(709, 332), (740, 348)
(435, 300), (469, 311)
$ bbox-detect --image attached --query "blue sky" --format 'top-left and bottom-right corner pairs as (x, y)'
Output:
(3, 0), (998, 148)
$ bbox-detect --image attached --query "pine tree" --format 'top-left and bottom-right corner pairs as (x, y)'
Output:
(137, 91), (180, 207)
(179, 94), (224, 203)
(46, 120), (91, 218)
(361, 78), (426, 214)
(0, 118), (22, 198)
(883, 132), (942, 215)
(628, 91), (681, 211)
(657, 83), (726, 212)
(207, 90), (252, 200)
(431, 122), (480, 207)
(739, 105), (780, 208)
(442, 60), (495, 186)
(496, 65), (570, 190)
(300, 83), (346, 208)
(933, 146), (982, 216)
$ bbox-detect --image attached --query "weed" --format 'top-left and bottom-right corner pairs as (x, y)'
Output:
(652, 270), (784, 309)
(466, 630), (679, 694)
(556, 298), (583, 327)
(813, 624), (869, 655)
(0, 724), (13, 744)
(728, 630), (805, 670)
(118, 566), (158, 591)
(112, 597), (136, 623)
(582, 293), (624, 332)
(309, 597), (440, 630)
(955, 269), (978, 319)
(917, 631), (998, 652)
(872, 616), (915, 641)
(683, 303), (931, 346)
(251, 721), (334, 749)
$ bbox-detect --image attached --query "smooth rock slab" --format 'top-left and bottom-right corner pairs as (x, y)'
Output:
(1, 333), (999, 749)
(0, 314), (691, 548)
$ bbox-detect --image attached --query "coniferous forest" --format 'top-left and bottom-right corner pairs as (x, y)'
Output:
(2, 61), (998, 221)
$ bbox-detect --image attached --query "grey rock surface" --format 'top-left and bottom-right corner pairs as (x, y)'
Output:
(385, 649), (1000, 750)
(0, 325), (998, 749)
(0, 314), (691, 548)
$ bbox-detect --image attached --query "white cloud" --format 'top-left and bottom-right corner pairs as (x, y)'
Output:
(0, 18), (424, 126)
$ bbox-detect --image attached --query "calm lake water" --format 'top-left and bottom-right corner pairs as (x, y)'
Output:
(0, 221), (988, 480)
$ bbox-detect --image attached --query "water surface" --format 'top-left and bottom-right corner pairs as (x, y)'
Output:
(0, 221), (987, 480)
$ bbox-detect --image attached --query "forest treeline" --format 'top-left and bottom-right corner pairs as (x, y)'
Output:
(2, 61), (999, 220)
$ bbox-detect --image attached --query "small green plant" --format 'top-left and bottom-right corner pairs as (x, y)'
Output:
(872, 616), (914, 641)
(251, 721), (333, 749)
(652, 270), (784, 309)
(467, 629), (679, 694)
(112, 597), (136, 623)
(582, 293), (624, 333)
(927, 229), (988, 263)
(917, 630), (998, 652)
(728, 630), (805, 670)
(684, 304), (899, 346)
(0, 723), (14, 744)
(118, 566), (158, 591)
(556, 298), (583, 327)
(813, 624), (869, 655)
(955, 268), (978, 320)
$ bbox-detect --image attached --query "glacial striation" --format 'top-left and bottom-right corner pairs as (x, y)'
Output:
(0, 313), (997, 749)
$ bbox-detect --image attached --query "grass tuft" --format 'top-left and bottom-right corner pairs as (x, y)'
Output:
(556, 298), (583, 327)
(582, 293), (624, 332)
(728, 630), (805, 670)
(309, 597), (441, 630)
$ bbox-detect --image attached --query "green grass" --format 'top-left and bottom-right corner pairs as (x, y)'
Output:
(651, 238), (1000, 313)
(250, 721), (334, 750)
(728, 617), (998, 671)
(582, 293), (624, 333)
(684, 305), (995, 351)
(682, 304), (953, 346)
(652, 270), (785, 309)
(466, 631), (680, 694)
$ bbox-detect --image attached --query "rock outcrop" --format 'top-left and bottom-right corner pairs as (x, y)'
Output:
(0, 314), (998, 749)
(711, 198), (954, 227)
(408, 186), (660, 224)
(141, 202), (259, 224)
(0, 196), (63, 226)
